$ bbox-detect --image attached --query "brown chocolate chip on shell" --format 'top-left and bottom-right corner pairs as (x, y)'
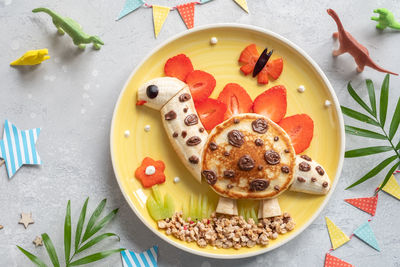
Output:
(172, 132), (178, 138)
(181, 131), (187, 138)
(186, 136), (201, 146)
(224, 151), (230, 157)
(183, 107), (188, 113)
(257, 165), (263, 171)
(316, 166), (325, 176)
(188, 155), (199, 164)
(255, 138), (264, 146)
(322, 181), (329, 188)
(281, 166), (290, 173)
(224, 170), (235, 178)
(227, 130), (244, 147)
(209, 142), (218, 151)
(284, 149), (290, 153)
(300, 155), (312, 161)
(179, 93), (191, 102)
(202, 170), (217, 185)
(164, 110), (177, 120)
(264, 150), (280, 165)
(199, 127), (205, 133)
(227, 184), (234, 189)
(251, 118), (268, 134)
(311, 177), (317, 182)
(297, 177), (306, 182)
(238, 155), (255, 171)
(184, 114), (198, 126)
(249, 179), (270, 191)
(233, 118), (240, 124)
(274, 185), (280, 191)
(299, 161), (311, 172)
(274, 136), (279, 141)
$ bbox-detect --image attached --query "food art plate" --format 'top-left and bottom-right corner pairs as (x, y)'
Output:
(110, 24), (345, 259)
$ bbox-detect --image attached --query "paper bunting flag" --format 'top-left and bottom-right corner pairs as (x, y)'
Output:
(354, 221), (380, 251)
(177, 3), (195, 29)
(345, 194), (378, 216)
(0, 120), (41, 178)
(121, 246), (158, 267)
(233, 0), (249, 13)
(152, 5), (170, 37)
(381, 175), (400, 200)
(325, 217), (350, 250)
(117, 0), (144, 20)
(325, 253), (354, 267)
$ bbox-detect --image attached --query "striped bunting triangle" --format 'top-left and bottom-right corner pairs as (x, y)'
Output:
(0, 120), (41, 178)
(121, 246), (158, 267)
(325, 217), (350, 250)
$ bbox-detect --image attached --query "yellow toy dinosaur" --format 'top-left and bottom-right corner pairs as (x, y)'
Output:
(10, 49), (50, 66)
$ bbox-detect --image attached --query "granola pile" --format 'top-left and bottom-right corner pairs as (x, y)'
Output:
(157, 211), (295, 249)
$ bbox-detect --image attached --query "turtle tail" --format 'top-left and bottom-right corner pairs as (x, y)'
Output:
(391, 21), (400, 30)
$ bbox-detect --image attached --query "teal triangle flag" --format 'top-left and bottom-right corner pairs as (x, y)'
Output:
(354, 221), (380, 251)
(117, 0), (144, 20)
(200, 0), (214, 3)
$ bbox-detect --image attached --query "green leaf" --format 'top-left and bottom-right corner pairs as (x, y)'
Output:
(81, 199), (106, 243)
(379, 161), (400, 191)
(347, 82), (374, 116)
(17, 246), (48, 267)
(41, 233), (60, 267)
(69, 248), (124, 266)
(341, 106), (380, 126)
(76, 233), (120, 253)
(346, 155), (398, 189)
(75, 197), (89, 251)
(82, 209), (119, 243)
(345, 146), (393, 158)
(396, 140), (400, 150)
(65, 200), (71, 264)
(389, 97), (400, 140)
(345, 125), (386, 140)
(379, 74), (390, 127)
(366, 79), (377, 117)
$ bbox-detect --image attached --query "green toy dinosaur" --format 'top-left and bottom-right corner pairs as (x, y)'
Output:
(32, 7), (104, 50)
(371, 8), (400, 30)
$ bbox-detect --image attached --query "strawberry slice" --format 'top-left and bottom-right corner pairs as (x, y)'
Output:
(186, 70), (216, 102)
(253, 85), (287, 122)
(195, 98), (227, 130)
(257, 67), (269, 84)
(239, 44), (259, 64)
(266, 58), (283, 80)
(217, 83), (253, 120)
(278, 114), (314, 154)
(240, 62), (256, 76)
(164, 54), (194, 81)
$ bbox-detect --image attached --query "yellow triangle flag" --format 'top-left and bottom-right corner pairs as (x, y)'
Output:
(325, 217), (350, 250)
(152, 5), (170, 37)
(233, 0), (249, 13)
(381, 175), (400, 200)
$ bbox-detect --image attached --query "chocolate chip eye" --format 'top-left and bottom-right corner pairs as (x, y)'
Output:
(146, 85), (159, 99)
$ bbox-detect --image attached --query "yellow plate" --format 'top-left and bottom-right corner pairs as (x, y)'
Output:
(111, 24), (345, 259)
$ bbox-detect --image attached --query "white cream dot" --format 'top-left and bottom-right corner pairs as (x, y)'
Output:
(297, 85), (305, 93)
(144, 125), (151, 132)
(124, 130), (130, 137)
(173, 177), (180, 183)
(145, 166), (156, 175)
(324, 100), (331, 107)
(210, 37), (218, 45)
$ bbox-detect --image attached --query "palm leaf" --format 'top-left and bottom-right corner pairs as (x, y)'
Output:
(347, 82), (374, 116)
(69, 249), (124, 266)
(379, 161), (400, 191)
(397, 140), (400, 150)
(75, 197), (89, 251)
(76, 233), (120, 253)
(64, 200), (72, 265)
(345, 146), (393, 158)
(82, 209), (119, 243)
(389, 97), (400, 140)
(366, 79), (377, 117)
(41, 233), (60, 267)
(346, 155), (398, 189)
(379, 74), (390, 127)
(345, 125), (386, 140)
(17, 246), (47, 267)
(81, 199), (106, 243)
(341, 106), (379, 126)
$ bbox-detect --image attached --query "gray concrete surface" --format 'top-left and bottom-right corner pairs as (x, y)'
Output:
(1, 0), (400, 266)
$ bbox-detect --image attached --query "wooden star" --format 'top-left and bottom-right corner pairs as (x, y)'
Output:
(33, 236), (43, 247)
(19, 212), (34, 229)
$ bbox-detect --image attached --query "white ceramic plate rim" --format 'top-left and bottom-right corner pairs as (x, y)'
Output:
(110, 23), (345, 259)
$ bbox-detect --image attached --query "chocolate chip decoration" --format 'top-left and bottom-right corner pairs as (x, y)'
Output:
(258, 165), (263, 171)
(186, 136), (201, 146)
(224, 151), (230, 157)
(316, 166), (325, 176)
(311, 177), (317, 182)
(238, 155), (255, 171)
(254, 138), (264, 146)
(249, 179), (270, 191)
(251, 118), (268, 134)
(189, 155), (199, 164)
(227, 130), (244, 147)
(284, 149), (290, 153)
(223, 170), (235, 178)
(264, 150), (280, 165)
(233, 118), (240, 124)
(274, 136), (279, 141)
(183, 107), (188, 113)
(322, 181), (329, 188)
(172, 132), (178, 138)
(281, 166), (290, 173)
(184, 114), (198, 126)
(227, 184), (234, 189)
(274, 185), (280, 191)
(179, 93), (191, 102)
(299, 162), (311, 172)
(202, 170), (217, 185)
(181, 131), (187, 138)
(164, 110), (177, 120)
(209, 142), (218, 151)
(297, 177), (306, 182)
(199, 127), (205, 133)
(300, 155), (312, 161)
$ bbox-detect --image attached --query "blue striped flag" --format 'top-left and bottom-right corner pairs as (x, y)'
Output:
(121, 246), (158, 267)
(0, 120), (41, 178)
